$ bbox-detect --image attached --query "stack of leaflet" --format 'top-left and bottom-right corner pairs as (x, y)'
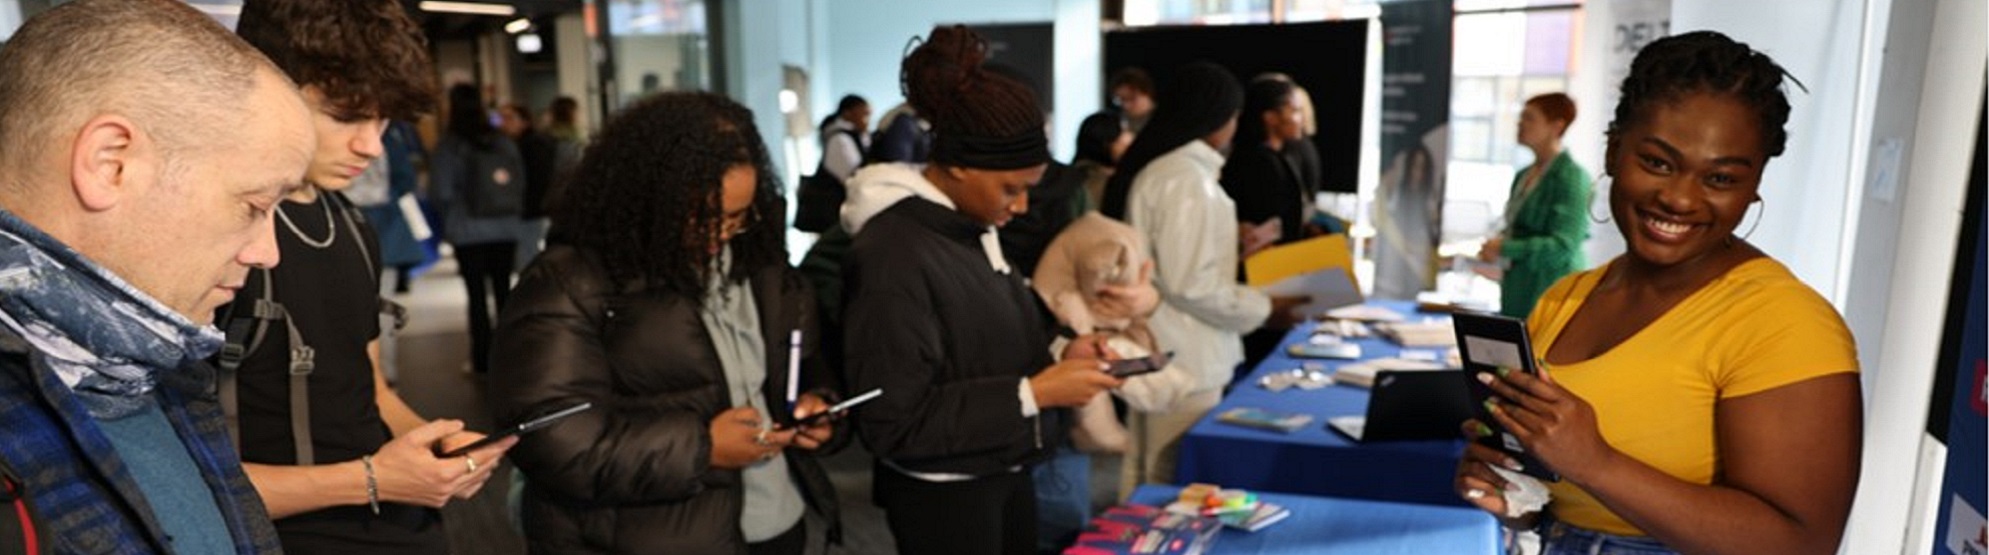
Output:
(1161, 484), (1293, 533)
(1332, 357), (1453, 388)
(1063, 504), (1222, 555)
(1376, 320), (1457, 348)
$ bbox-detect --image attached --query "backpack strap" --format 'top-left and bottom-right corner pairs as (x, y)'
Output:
(326, 192), (408, 332)
(217, 269), (318, 465)
(218, 268), (280, 450)
(280, 309), (316, 465)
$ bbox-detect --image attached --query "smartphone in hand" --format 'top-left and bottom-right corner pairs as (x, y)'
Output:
(439, 402), (593, 458)
(1451, 311), (1557, 480)
(1104, 351), (1173, 378)
(785, 388), (883, 428)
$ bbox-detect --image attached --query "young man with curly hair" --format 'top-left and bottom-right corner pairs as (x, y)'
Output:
(222, 0), (516, 552)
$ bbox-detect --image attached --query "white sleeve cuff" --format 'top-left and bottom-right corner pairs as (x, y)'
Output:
(1048, 336), (1073, 362)
(1018, 378), (1041, 417)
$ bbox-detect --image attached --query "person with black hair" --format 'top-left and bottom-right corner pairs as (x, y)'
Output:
(820, 94), (873, 183)
(491, 91), (846, 555)
(1455, 31), (1860, 555)
(227, 1), (514, 552)
(1100, 62), (1304, 495)
(1220, 77), (1310, 250)
(1110, 67), (1157, 134)
(500, 101), (559, 271)
(840, 25), (1122, 555)
(1073, 111), (1133, 207)
(432, 83), (529, 375)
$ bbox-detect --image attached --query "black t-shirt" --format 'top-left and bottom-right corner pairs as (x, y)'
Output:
(222, 192), (445, 553)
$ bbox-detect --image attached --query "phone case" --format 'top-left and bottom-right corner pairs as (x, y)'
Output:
(1451, 311), (1558, 480)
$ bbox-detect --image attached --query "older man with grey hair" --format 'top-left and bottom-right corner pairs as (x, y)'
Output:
(0, 0), (315, 552)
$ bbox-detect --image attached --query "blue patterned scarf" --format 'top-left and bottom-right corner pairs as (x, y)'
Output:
(0, 209), (224, 419)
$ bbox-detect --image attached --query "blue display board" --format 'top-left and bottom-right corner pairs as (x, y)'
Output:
(1931, 113), (1986, 555)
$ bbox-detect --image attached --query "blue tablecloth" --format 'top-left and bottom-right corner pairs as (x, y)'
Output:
(1126, 485), (1499, 554)
(1175, 300), (1471, 506)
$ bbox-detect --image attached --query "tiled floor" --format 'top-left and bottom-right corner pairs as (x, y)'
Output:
(390, 258), (1121, 555)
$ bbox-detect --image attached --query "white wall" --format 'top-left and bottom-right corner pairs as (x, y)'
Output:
(0, 0), (21, 42)
(1671, 1), (1868, 298)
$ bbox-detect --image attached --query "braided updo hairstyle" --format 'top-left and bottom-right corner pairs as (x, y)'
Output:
(900, 25), (1045, 168)
(1609, 30), (1802, 158)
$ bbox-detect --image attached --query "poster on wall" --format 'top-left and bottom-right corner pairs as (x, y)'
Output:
(1371, 0), (1451, 300)
(1930, 114), (1986, 555)
(1569, 0), (1670, 267)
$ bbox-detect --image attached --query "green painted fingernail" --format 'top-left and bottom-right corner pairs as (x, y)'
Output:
(1475, 422), (1494, 437)
(1483, 399), (1499, 413)
(1496, 366), (1511, 378)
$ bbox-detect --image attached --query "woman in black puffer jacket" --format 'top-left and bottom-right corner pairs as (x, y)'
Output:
(490, 92), (844, 555)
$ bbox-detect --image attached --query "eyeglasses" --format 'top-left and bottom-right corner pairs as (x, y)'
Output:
(718, 204), (760, 238)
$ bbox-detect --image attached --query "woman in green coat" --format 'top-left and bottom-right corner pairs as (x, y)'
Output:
(1479, 93), (1593, 319)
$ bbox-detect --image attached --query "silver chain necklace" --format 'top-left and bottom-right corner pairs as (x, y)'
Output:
(276, 197), (337, 249)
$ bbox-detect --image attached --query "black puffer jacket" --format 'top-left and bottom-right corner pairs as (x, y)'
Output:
(490, 245), (843, 555)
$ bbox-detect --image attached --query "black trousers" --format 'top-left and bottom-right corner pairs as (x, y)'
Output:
(455, 242), (515, 374)
(875, 465), (1036, 555)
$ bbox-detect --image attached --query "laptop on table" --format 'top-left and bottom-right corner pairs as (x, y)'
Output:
(1326, 369), (1472, 442)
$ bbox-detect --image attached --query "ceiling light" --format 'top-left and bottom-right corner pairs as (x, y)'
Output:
(419, 1), (516, 16)
(504, 18), (532, 34)
(516, 33), (543, 54)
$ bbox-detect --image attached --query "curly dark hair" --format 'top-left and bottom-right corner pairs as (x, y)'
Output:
(1609, 30), (1803, 158)
(554, 92), (785, 298)
(236, 0), (437, 120)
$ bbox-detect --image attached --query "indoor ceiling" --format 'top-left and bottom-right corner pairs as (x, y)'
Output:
(406, 0), (584, 40)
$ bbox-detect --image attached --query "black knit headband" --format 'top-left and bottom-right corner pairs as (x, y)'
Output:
(930, 130), (1051, 170)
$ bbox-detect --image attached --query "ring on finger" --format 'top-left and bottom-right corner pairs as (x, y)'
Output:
(753, 428), (770, 447)
(464, 457), (479, 473)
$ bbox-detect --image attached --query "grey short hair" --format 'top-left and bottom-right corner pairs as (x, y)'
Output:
(0, 0), (279, 173)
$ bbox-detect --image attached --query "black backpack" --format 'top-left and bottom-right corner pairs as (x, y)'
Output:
(462, 139), (526, 218)
(793, 129), (864, 233)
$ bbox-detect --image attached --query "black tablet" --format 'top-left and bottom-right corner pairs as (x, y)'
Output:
(1450, 311), (1558, 480)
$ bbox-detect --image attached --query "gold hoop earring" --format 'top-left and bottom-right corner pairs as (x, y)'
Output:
(1726, 197), (1774, 245)
(1588, 177), (1613, 224)
(1739, 198), (1764, 240)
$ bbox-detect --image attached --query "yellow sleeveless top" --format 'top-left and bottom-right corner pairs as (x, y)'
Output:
(1527, 257), (1858, 535)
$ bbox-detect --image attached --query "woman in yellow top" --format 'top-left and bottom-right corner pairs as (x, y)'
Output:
(1453, 31), (1861, 555)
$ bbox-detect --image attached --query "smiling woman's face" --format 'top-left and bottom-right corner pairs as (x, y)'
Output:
(1607, 91), (1767, 270)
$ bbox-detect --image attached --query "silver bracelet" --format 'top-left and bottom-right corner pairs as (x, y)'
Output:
(362, 455), (380, 515)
